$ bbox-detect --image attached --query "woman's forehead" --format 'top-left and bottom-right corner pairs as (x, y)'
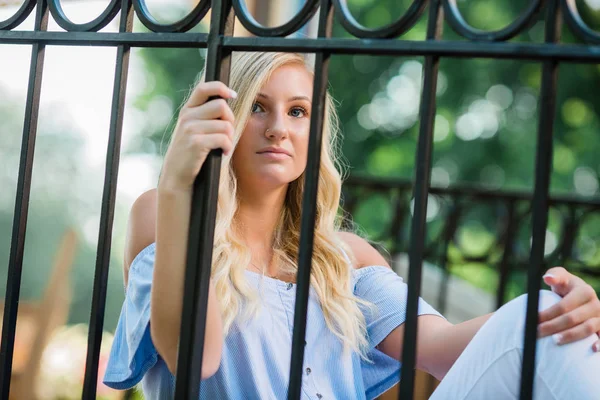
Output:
(259, 64), (313, 100)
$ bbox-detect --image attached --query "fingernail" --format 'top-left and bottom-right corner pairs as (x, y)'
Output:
(552, 333), (563, 345)
(543, 273), (555, 280)
(230, 89), (238, 99)
(593, 343), (600, 353)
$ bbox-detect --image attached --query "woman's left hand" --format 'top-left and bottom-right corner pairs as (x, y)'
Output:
(538, 266), (600, 352)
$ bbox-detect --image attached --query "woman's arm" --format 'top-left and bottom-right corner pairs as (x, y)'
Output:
(154, 186), (223, 378)
(339, 233), (600, 381)
(376, 312), (489, 381)
(126, 188), (223, 378)
(378, 270), (600, 381)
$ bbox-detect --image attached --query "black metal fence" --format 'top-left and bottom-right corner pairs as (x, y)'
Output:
(1, 0), (600, 399)
(343, 176), (600, 314)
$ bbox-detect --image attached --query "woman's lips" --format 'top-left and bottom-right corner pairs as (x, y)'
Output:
(257, 151), (291, 160)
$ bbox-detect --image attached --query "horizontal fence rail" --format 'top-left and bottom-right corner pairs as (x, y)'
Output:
(1, 0), (599, 399)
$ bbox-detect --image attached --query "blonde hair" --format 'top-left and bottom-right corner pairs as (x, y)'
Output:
(190, 52), (373, 360)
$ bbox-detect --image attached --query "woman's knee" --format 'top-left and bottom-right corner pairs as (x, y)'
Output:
(508, 290), (561, 313)
(480, 290), (562, 346)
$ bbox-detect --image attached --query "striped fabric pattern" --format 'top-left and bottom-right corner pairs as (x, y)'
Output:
(103, 242), (443, 399)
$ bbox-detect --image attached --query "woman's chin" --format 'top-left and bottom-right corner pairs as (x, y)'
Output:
(248, 166), (300, 186)
(248, 173), (300, 190)
(261, 176), (295, 189)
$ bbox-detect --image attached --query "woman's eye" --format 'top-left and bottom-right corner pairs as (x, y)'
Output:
(251, 103), (263, 113)
(290, 107), (307, 118)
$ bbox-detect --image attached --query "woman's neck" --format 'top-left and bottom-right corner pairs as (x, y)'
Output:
(236, 185), (287, 250)
(236, 184), (296, 281)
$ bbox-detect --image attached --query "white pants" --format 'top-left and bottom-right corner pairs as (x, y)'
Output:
(429, 290), (600, 400)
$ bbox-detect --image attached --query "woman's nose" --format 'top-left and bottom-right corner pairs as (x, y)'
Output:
(265, 113), (289, 140)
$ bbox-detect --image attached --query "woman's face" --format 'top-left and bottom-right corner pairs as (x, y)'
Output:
(232, 63), (313, 191)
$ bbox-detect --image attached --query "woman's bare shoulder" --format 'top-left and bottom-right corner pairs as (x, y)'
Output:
(336, 231), (390, 269)
(124, 188), (157, 271)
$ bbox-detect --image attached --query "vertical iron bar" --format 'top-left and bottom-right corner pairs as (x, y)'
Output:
(399, 1), (444, 398)
(390, 190), (409, 255)
(436, 201), (460, 316)
(557, 207), (577, 265)
(81, 0), (134, 397)
(520, 1), (561, 399)
(288, 1), (333, 399)
(496, 201), (516, 309)
(426, 200), (458, 396)
(174, 0), (233, 398)
(0, 1), (48, 397)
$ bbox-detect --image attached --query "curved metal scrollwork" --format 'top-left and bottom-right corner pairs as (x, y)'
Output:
(562, 0), (600, 44)
(133, 0), (210, 33)
(332, 0), (427, 39)
(47, 0), (121, 32)
(443, 0), (545, 41)
(231, 0), (320, 37)
(0, 0), (36, 31)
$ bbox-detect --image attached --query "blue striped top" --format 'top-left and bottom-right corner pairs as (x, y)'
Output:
(103, 242), (443, 399)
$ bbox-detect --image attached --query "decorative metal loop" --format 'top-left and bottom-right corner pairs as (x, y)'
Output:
(562, 0), (600, 44)
(231, 0), (319, 37)
(443, 0), (545, 41)
(332, 0), (427, 39)
(133, 0), (210, 33)
(0, 0), (36, 30)
(47, 0), (121, 32)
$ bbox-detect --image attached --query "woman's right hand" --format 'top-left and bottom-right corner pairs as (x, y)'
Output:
(159, 81), (237, 193)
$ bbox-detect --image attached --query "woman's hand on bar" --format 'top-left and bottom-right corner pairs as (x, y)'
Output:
(159, 81), (237, 194)
(537, 266), (600, 352)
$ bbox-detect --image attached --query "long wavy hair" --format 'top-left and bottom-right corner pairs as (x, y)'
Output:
(189, 52), (372, 360)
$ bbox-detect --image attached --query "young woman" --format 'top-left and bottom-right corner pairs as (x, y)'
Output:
(103, 52), (600, 399)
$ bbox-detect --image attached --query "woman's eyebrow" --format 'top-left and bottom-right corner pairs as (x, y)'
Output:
(257, 93), (311, 103)
(289, 95), (311, 102)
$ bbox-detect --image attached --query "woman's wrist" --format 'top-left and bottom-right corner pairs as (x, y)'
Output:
(157, 177), (193, 197)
